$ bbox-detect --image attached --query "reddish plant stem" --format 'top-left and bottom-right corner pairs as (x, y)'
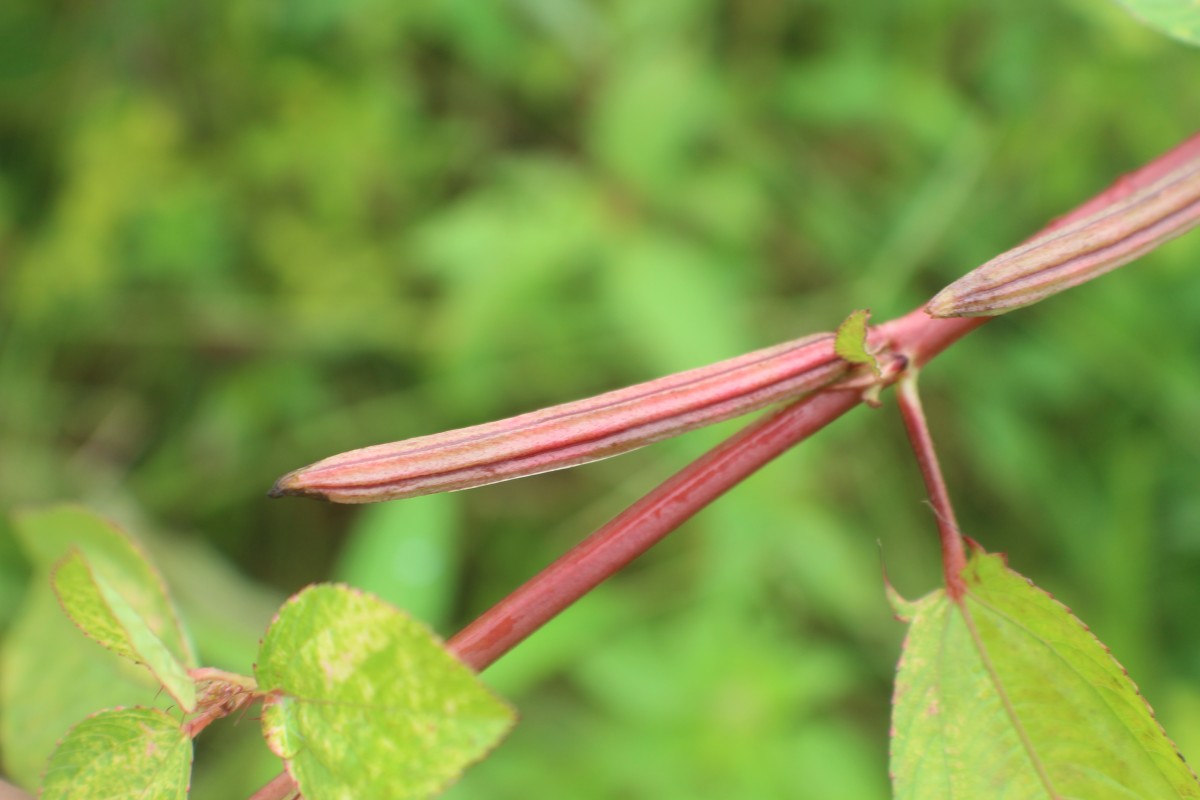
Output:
(0, 779), (31, 800)
(894, 373), (967, 599)
(447, 387), (864, 671)
(247, 772), (299, 800)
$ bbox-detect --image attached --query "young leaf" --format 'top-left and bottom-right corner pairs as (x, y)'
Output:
(1115, 0), (1200, 46)
(834, 309), (880, 376)
(12, 506), (195, 670)
(255, 584), (515, 800)
(891, 549), (1200, 799)
(41, 707), (192, 800)
(52, 550), (197, 712)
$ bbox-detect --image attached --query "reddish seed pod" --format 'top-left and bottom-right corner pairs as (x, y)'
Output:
(270, 333), (848, 503)
(928, 155), (1200, 317)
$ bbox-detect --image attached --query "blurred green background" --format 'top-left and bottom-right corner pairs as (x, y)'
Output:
(2, 0), (1199, 797)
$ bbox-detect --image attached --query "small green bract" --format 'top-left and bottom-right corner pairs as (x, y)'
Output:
(835, 309), (880, 376)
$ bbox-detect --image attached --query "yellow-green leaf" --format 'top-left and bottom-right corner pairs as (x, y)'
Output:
(52, 550), (196, 711)
(255, 584), (515, 800)
(41, 707), (192, 800)
(13, 506), (194, 669)
(891, 550), (1200, 799)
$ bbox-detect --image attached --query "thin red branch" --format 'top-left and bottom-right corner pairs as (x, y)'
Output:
(0, 779), (32, 800)
(447, 387), (864, 670)
(894, 373), (967, 599)
(247, 772), (298, 800)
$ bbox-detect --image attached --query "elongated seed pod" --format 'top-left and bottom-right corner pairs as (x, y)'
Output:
(270, 333), (847, 503)
(927, 154), (1200, 317)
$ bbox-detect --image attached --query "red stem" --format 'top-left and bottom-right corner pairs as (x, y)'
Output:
(894, 373), (967, 600)
(0, 779), (31, 800)
(247, 772), (298, 800)
(447, 388), (864, 670)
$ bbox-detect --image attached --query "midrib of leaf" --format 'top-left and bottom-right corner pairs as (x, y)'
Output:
(956, 598), (1063, 799)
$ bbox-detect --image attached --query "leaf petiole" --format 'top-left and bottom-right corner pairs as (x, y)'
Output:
(894, 371), (967, 599)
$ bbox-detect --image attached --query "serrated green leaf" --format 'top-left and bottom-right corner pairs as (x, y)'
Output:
(13, 506), (194, 669)
(255, 584), (515, 800)
(1115, 0), (1200, 46)
(891, 550), (1200, 799)
(53, 550), (196, 711)
(41, 707), (192, 800)
(835, 309), (880, 376)
(52, 551), (140, 664)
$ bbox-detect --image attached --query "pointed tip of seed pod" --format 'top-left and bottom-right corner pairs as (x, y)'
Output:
(925, 289), (961, 319)
(268, 471), (326, 501)
(925, 287), (1000, 318)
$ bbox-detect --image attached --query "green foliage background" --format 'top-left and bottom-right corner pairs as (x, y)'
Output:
(1, 1), (1199, 797)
